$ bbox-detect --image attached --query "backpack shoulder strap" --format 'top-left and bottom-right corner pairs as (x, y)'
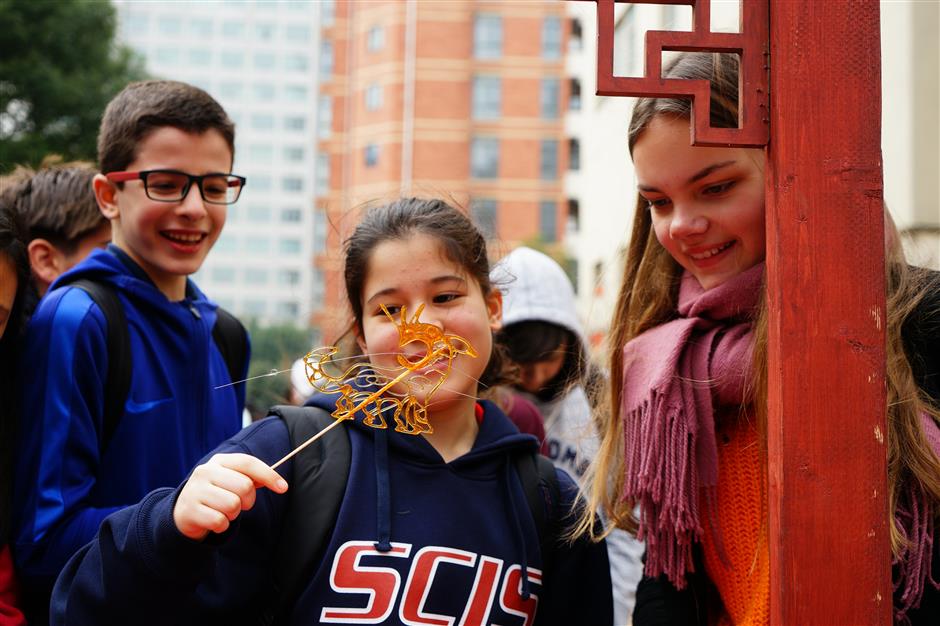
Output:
(211, 306), (248, 389)
(62, 278), (131, 451)
(514, 451), (561, 577)
(264, 404), (351, 624)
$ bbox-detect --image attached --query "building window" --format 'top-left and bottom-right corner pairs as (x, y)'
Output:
(250, 114), (275, 130)
(471, 198), (497, 239)
(540, 78), (559, 119)
(250, 175), (272, 191)
(215, 234), (237, 253)
(282, 208), (302, 223)
(154, 48), (180, 65)
(222, 21), (244, 38)
(275, 301), (299, 319)
(316, 153), (331, 191)
(365, 84), (383, 111)
(280, 238), (302, 254)
(320, 41), (334, 79)
(244, 300), (266, 317)
(312, 268), (325, 301)
(211, 267), (236, 283)
(285, 24), (310, 42)
(188, 49), (211, 66)
(244, 268), (269, 285)
(542, 16), (563, 59)
(220, 50), (244, 68)
(472, 76), (501, 120)
(367, 25), (384, 52)
(364, 144), (380, 167)
(473, 15), (502, 59)
(245, 237), (271, 254)
(567, 198), (580, 233)
(321, 0), (335, 27)
(282, 177), (303, 192)
(568, 138), (581, 171)
(540, 139), (558, 180)
(121, 13), (148, 37)
(278, 270), (300, 286)
(569, 78), (582, 111)
(219, 82), (242, 99)
(285, 85), (307, 102)
(470, 137), (499, 179)
(158, 16), (181, 35)
(253, 83), (276, 101)
(256, 22), (275, 40)
(249, 144), (273, 162)
(569, 18), (583, 52)
(614, 7), (636, 76)
(254, 51), (276, 70)
(284, 146), (304, 162)
(285, 116), (307, 131)
(285, 54), (308, 71)
(313, 208), (327, 253)
(247, 205), (271, 222)
(539, 200), (557, 242)
(317, 95), (332, 138)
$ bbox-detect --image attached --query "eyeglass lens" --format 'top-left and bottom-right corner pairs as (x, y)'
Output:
(144, 171), (243, 204)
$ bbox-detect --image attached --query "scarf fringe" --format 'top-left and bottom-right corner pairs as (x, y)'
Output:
(623, 392), (701, 588)
(893, 479), (939, 624)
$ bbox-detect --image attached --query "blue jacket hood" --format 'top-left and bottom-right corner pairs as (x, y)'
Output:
(13, 243), (246, 610)
(53, 244), (213, 310)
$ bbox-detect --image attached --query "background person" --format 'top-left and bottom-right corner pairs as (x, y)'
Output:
(11, 80), (250, 624)
(493, 245), (644, 624)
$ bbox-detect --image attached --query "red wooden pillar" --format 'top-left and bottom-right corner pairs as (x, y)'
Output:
(578, 0), (891, 622)
(765, 1), (890, 623)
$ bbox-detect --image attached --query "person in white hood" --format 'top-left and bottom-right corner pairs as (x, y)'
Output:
(492, 246), (644, 625)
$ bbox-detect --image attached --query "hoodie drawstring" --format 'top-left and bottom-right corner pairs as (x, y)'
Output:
(503, 460), (533, 600)
(373, 426), (393, 552)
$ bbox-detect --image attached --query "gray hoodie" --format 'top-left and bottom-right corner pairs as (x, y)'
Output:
(494, 246), (644, 625)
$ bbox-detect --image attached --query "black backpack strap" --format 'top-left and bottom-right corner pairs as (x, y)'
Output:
(514, 451), (561, 578)
(64, 278), (131, 452)
(211, 306), (248, 390)
(264, 405), (351, 625)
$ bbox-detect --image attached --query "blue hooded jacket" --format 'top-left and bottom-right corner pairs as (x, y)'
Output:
(12, 245), (247, 612)
(50, 393), (613, 625)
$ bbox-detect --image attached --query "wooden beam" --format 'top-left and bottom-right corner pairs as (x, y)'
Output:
(765, 1), (891, 623)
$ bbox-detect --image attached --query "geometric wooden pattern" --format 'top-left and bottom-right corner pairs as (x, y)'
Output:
(582, 0), (769, 147)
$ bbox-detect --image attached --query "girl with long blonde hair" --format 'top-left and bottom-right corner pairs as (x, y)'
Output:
(579, 52), (940, 625)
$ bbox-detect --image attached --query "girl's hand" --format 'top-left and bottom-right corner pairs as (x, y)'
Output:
(172, 453), (289, 541)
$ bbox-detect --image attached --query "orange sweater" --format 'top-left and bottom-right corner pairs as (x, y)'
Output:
(699, 416), (769, 626)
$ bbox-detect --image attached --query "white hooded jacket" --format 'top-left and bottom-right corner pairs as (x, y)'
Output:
(493, 246), (644, 625)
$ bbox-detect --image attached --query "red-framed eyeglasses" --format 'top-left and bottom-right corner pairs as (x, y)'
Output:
(105, 169), (247, 205)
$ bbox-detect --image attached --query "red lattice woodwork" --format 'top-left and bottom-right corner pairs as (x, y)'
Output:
(581, 0), (768, 147)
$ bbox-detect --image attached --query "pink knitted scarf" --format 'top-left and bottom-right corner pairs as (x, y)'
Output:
(620, 263), (764, 588)
(895, 413), (940, 623)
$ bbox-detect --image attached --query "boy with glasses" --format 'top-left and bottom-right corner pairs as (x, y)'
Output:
(11, 81), (249, 624)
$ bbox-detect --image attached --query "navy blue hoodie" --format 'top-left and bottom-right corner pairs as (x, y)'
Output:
(13, 245), (247, 618)
(51, 394), (613, 625)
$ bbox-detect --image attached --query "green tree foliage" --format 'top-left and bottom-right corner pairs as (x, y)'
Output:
(245, 321), (317, 418)
(0, 0), (146, 172)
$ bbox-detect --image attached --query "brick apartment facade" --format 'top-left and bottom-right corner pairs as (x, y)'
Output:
(314, 0), (570, 338)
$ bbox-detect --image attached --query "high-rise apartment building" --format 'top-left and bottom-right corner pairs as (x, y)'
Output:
(314, 0), (570, 338)
(113, 0), (322, 328)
